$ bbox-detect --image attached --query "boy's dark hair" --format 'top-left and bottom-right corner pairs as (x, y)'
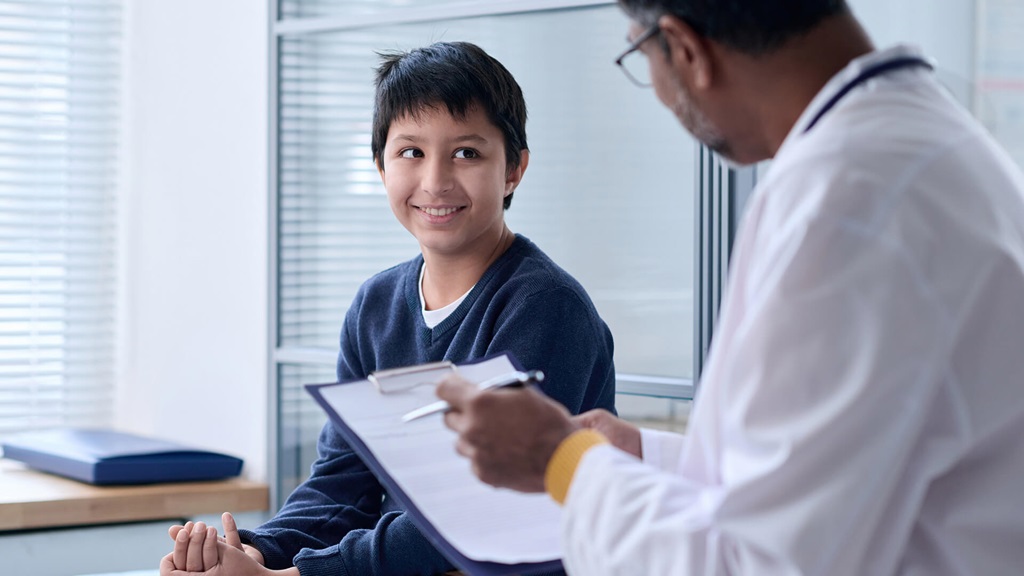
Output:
(371, 41), (528, 210)
(618, 0), (849, 55)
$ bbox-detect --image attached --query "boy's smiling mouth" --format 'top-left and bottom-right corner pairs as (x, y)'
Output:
(418, 206), (464, 217)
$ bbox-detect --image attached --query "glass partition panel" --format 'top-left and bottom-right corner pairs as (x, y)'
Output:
(277, 363), (333, 498)
(974, 0), (1024, 168)
(276, 5), (696, 377)
(273, 3), (698, 506)
(280, 0), (440, 20)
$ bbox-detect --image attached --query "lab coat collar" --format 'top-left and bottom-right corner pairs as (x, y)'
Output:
(775, 44), (931, 159)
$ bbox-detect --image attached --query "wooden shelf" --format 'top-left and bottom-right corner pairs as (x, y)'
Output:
(0, 459), (269, 532)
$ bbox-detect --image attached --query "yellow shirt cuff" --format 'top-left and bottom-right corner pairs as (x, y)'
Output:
(544, 429), (609, 505)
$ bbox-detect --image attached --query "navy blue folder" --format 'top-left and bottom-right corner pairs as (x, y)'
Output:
(1, 428), (243, 485)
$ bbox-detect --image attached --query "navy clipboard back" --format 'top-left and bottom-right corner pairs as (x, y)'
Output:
(305, 352), (564, 576)
(1, 428), (244, 485)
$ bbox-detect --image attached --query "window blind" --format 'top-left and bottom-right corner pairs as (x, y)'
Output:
(0, 0), (120, 438)
(279, 31), (419, 351)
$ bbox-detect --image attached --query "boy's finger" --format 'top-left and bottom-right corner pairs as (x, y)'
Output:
(222, 511), (243, 550)
(186, 521), (207, 572)
(160, 552), (179, 576)
(167, 524), (183, 541)
(172, 524), (189, 570)
(203, 526), (219, 569)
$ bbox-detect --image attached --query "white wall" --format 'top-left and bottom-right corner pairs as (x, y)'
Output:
(850, 0), (976, 105)
(116, 1), (270, 482)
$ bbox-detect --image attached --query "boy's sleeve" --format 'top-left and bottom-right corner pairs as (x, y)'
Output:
(291, 511), (455, 576)
(238, 421), (385, 569)
(487, 285), (616, 415)
(239, 297), (386, 569)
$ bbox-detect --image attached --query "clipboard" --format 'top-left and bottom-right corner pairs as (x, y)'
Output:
(305, 352), (563, 576)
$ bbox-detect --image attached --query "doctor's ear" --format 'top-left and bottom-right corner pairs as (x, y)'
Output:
(658, 14), (715, 90)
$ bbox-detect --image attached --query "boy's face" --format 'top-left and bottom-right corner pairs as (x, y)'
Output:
(378, 104), (525, 260)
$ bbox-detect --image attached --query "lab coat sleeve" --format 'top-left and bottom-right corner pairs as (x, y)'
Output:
(560, 213), (950, 576)
(640, 428), (686, 472)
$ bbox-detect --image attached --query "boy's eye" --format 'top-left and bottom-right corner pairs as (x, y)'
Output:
(399, 148), (423, 159)
(453, 148), (479, 159)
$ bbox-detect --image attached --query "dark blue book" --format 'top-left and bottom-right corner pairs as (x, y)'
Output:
(1, 428), (243, 485)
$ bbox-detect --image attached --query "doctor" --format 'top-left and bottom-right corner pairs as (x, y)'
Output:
(438, 0), (1024, 574)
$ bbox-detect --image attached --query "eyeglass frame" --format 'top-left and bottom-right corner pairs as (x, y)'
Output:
(614, 23), (662, 87)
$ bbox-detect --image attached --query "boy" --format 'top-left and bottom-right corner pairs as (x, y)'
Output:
(162, 41), (615, 576)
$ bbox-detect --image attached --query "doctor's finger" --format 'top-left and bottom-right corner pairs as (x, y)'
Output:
(443, 408), (469, 433)
(436, 376), (477, 409)
(454, 435), (476, 460)
(572, 408), (615, 429)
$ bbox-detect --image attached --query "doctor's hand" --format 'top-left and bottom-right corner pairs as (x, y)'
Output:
(438, 375), (579, 493)
(573, 409), (641, 459)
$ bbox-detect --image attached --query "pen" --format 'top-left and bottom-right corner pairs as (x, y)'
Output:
(400, 369), (545, 423)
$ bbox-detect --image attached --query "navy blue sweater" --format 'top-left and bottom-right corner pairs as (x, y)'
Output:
(241, 235), (616, 576)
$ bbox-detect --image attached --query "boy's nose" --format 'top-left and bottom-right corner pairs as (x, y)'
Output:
(422, 158), (455, 196)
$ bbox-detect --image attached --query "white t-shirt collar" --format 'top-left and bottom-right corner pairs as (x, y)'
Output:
(418, 262), (474, 329)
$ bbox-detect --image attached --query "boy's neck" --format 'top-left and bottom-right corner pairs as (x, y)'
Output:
(420, 227), (515, 310)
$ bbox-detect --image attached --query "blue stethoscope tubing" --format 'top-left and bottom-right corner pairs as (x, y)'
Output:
(803, 55), (935, 133)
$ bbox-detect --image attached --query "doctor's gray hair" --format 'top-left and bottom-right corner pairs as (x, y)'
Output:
(618, 0), (850, 55)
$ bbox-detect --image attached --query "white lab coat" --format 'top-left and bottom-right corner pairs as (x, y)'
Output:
(562, 45), (1024, 575)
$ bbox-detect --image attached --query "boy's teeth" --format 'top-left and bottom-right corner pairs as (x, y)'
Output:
(424, 207), (457, 216)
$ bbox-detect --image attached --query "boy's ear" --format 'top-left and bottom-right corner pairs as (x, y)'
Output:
(505, 149), (530, 195)
(376, 157), (386, 183)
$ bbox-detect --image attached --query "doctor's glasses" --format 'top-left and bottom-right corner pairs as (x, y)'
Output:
(614, 23), (661, 87)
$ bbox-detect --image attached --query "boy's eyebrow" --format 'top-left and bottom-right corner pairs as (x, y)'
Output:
(451, 134), (489, 144)
(389, 133), (491, 145)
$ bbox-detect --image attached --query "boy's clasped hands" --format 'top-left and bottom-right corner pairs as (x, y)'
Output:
(160, 512), (292, 576)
